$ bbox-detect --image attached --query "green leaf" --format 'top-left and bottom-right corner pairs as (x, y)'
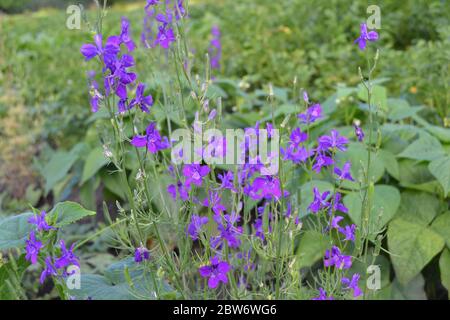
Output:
(344, 185), (400, 235)
(398, 159), (442, 194)
(0, 213), (33, 249)
(398, 133), (445, 161)
(358, 85), (387, 111)
(49, 201), (96, 228)
(387, 98), (422, 122)
(388, 218), (445, 285)
(431, 212), (450, 248)
(378, 149), (399, 180)
(335, 142), (385, 190)
(81, 147), (109, 185)
(429, 156), (450, 196)
(439, 249), (450, 292)
(391, 274), (427, 300)
(0, 255), (29, 299)
(396, 191), (440, 226)
(296, 230), (330, 268)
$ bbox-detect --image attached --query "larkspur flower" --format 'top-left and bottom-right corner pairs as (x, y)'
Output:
(303, 90), (310, 104)
(298, 103), (322, 124)
(218, 170), (235, 191)
(340, 224), (356, 242)
(323, 246), (352, 270)
(80, 34), (120, 63)
(88, 78), (102, 113)
(212, 211), (243, 249)
(129, 83), (153, 113)
(40, 257), (58, 284)
(28, 210), (56, 232)
(104, 54), (137, 100)
(202, 191), (227, 214)
(342, 273), (362, 297)
(134, 245), (150, 263)
(247, 175), (282, 200)
(308, 187), (330, 213)
(329, 192), (348, 214)
(155, 26), (176, 49)
(354, 23), (379, 51)
(254, 218), (265, 241)
(145, 0), (159, 9)
(54, 240), (79, 269)
(187, 215), (209, 240)
(282, 145), (313, 164)
(209, 25), (221, 70)
(354, 124), (365, 141)
(334, 162), (354, 181)
(289, 128), (308, 148)
(131, 122), (170, 154)
(167, 181), (190, 201)
(199, 256), (230, 289)
(330, 215), (344, 229)
(312, 153), (334, 173)
(120, 17), (136, 52)
(313, 288), (333, 300)
(182, 164), (210, 188)
(25, 231), (43, 264)
(318, 129), (349, 152)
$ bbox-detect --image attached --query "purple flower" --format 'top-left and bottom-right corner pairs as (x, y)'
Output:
(329, 192), (348, 214)
(80, 34), (120, 63)
(209, 26), (221, 70)
(25, 231), (43, 265)
(187, 215), (209, 240)
(129, 83), (153, 113)
(54, 240), (79, 269)
(323, 246), (352, 270)
(131, 122), (170, 154)
(88, 77), (102, 113)
(289, 128), (308, 148)
(340, 224), (356, 242)
(312, 153), (334, 173)
(331, 215), (344, 229)
(182, 164), (210, 188)
(318, 129), (349, 152)
(308, 187), (330, 213)
(199, 256), (230, 289)
(134, 246), (150, 263)
(202, 191), (227, 215)
(282, 145), (313, 164)
(167, 181), (190, 201)
(342, 273), (362, 297)
(254, 218), (265, 241)
(120, 17), (136, 52)
(218, 171), (235, 191)
(155, 26), (176, 49)
(212, 212), (242, 249)
(354, 124), (365, 142)
(313, 288), (333, 300)
(28, 210), (56, 232)
(354, 23), (379, 51)
(105, 54), (137, 100)
(247, 176), (281, 200)
(145, 0), (159, 9)
(298, 103), (322, 124)
(334, 162), (354, 181)
(303, 90), (310, 104)
(40, 257), (58, 284)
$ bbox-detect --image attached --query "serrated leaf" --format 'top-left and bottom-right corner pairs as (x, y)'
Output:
(81, 147), (109, 185)
(49, 201), (96, 227)
(428, 156), (450, 196)
(344, 185), (400, 235)
(388, 218), (444, 285)
(0, 213), (33, 249)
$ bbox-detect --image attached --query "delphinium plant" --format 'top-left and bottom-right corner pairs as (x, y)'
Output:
(71, 0), (384, 300)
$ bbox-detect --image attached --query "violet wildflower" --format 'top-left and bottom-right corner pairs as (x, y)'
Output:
(342, 273), (362, 297)
(187, 215), (209, 240)
(354, 23), (379, 51)
(312, 152), (334, 173)
(248, 175), (282, 200)
(134, 245), (150, 263)
(40, 257), (58, 284)
(129, 83), (153, 113)
(120, 17), (136, 52)
(25, 231), (43, 265)
(340, 224), (356, 242)
(329, 192), (348, 214)
(54, 240), (79, 269)
(182, 164), (210, 188)
(198, 256), (230, 289)
(209, 26), (221, 70)
(330, 215), (344, 229)
(155, 26), (176, 49)
(308, 187), (330, 213)
(303, 90), (309, 104)
(318, 129), (349, 152)
(212, 211), (242, 249)
(131, 122), (170, 153)
(254, 218), (265, 241)
(28, 210), (56, 232)
(323, 246), (352, 270)
(298, 103), (322, 124)
(145, 0), (159, 9)
(334, 162), (354, 181)
(80, 34), (120, 63)
(313, 288), (333, 300)
(354, 124), (365, 142)
(202, 191), (227, 214)
(167, 181), (190, 201)
(218, 170), (235, 191)
(167, 184), (177, 200)
(289, 128), (308, 148)
(104, 54), (137, 100)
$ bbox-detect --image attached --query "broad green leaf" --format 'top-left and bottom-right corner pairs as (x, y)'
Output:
(439, 249), (450, 292)
(358, 85), (387, 111)
(335, 142), (385, 190)
(81, 147), (109, 185)
(296, 230), (330, 268)
(0, 255), (29, 299)
(397, 159), (442, 194)
(49, 201), (96, 228)
(69, 274), (139, 300)
(398, 133), (445, 161)
(428, 156), (450, 196)
(0, 213), (33, 249)
(344, 185), (400, 235)
(378, 149), (399, 180)
(431, 212), (450, 248)
(412, 114), (450, 143)
(391, 274), (427, 300)
(101, 171), (127, 199)
(387, 98), (422, 122)
(396, 191), (440, 226)
(388, 218), (445, 285)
